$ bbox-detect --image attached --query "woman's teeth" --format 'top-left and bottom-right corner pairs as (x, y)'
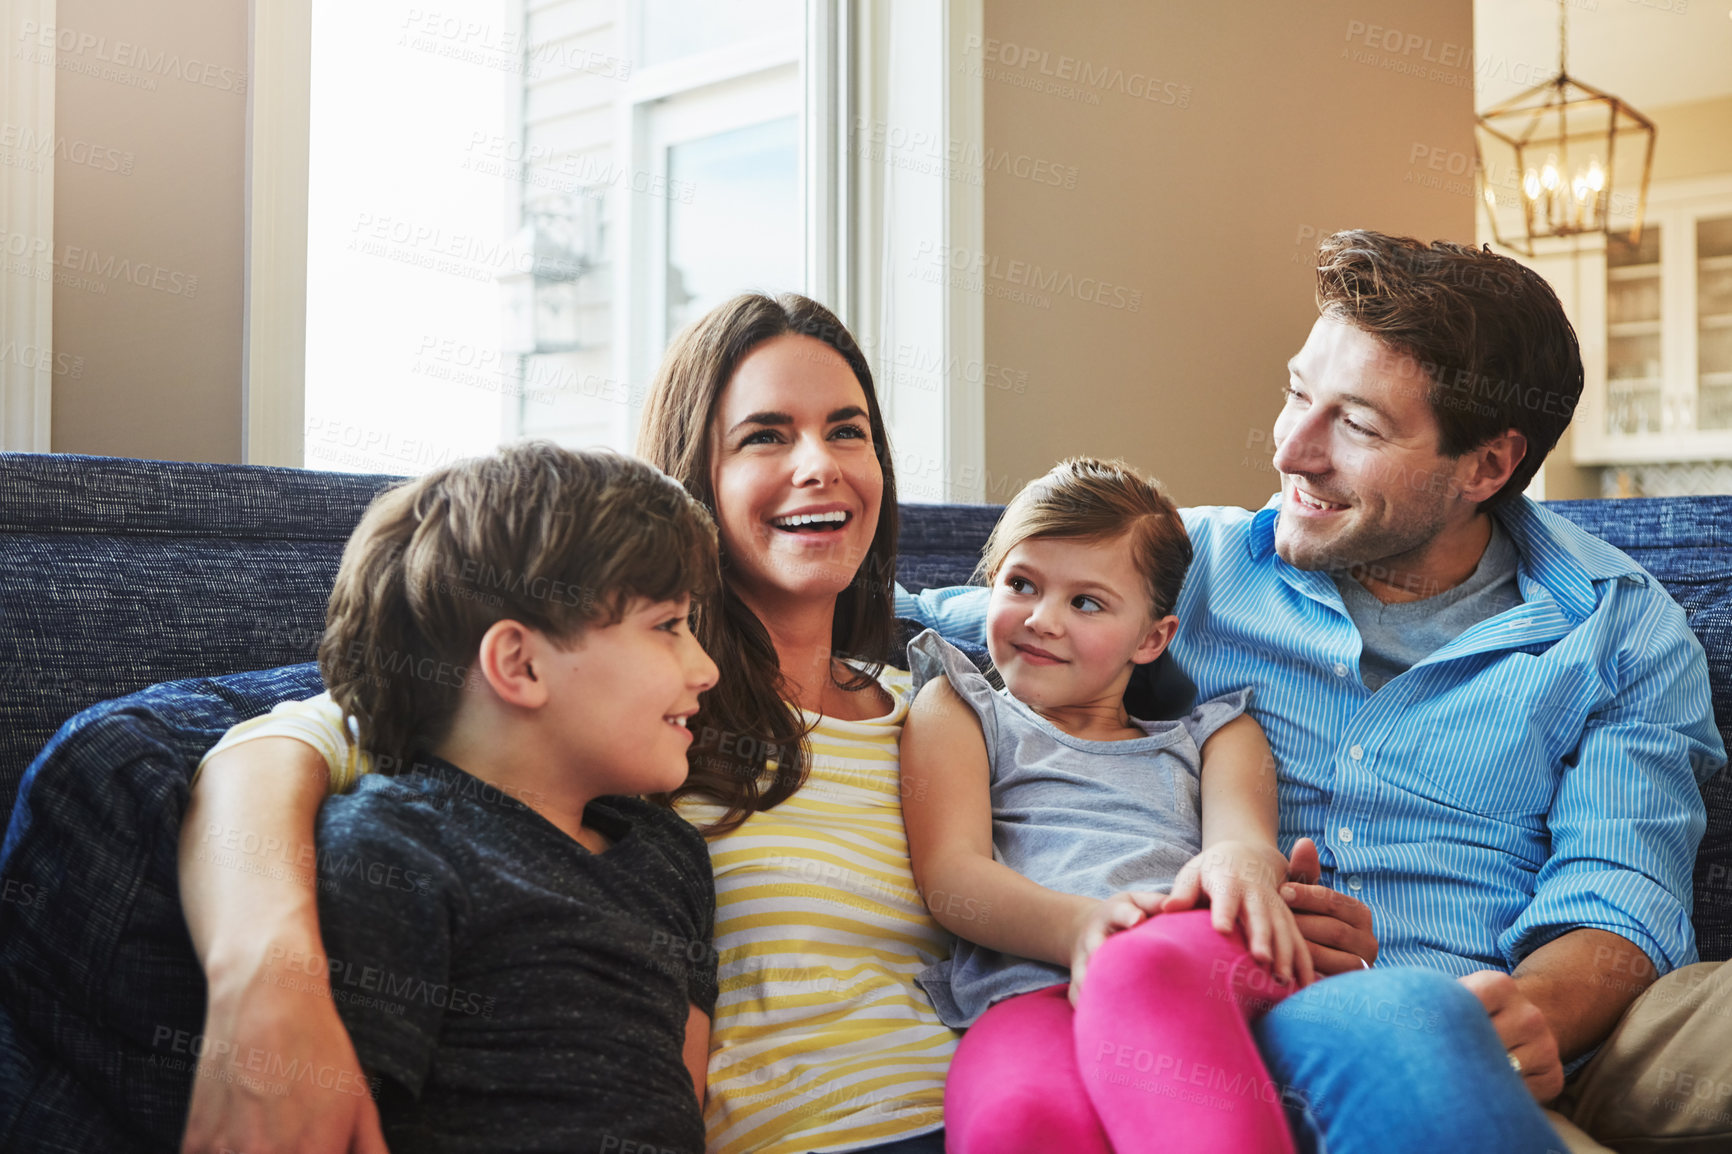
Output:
(773, 512), (848, 530)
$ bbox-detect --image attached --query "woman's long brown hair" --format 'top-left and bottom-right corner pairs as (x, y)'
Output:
(637, 293), (900, 834)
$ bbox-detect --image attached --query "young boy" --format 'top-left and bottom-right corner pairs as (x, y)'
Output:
(249, 443), (722, 1152)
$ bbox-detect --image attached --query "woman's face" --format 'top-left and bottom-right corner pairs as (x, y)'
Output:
(708, 333), (884, 616)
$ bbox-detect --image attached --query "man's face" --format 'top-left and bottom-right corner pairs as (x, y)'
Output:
(1271, 317), (1491, 598)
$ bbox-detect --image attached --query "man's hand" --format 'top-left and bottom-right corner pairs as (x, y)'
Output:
(1069, 891), (1165, 1005)
(1279, 837), (1379, 975)
(1458, 970), (1565, 1104)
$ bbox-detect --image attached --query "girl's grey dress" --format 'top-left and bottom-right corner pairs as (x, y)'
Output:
(906, 629), (1251, 1028)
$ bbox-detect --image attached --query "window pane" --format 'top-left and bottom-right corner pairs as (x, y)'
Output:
(639, 0), (803, 66)
(1605, 224), (1661, 435)
(304, 0), (516, 474)
(665, 116), (801, 339)
(1698, 216), (1732, 430)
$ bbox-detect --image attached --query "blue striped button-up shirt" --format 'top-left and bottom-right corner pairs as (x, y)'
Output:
(897, 495), (1726, 976)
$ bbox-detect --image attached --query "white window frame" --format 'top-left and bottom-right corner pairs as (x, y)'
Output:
(243, 0), (311, 467)
(1, 0), (56, 452)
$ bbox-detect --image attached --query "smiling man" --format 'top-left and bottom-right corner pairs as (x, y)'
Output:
(902, 230), (1729, 1154)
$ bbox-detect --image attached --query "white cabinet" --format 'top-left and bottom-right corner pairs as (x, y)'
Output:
(1573, 176), (1732, 467)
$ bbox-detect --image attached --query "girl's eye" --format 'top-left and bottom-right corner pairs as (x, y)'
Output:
(1071, 595), (1103, 613)
(831, 423), (868, 441)
(658, 615), (691, 634)
(740, 429), (782, 446)
(1006, 576), (1033, 594)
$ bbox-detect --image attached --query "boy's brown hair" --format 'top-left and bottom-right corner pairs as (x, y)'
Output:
(318, 441), (718, 772)
(976, 457), (1191, 620)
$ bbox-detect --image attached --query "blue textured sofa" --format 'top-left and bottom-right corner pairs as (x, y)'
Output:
(1, 451), (1729, 1151)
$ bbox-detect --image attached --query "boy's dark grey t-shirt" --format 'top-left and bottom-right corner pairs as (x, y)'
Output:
(314, 756), (717, 1154)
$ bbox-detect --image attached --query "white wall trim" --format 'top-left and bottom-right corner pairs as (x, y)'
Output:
(855, 0), (986, 502)
(942, 0), (985, 502)
(1, 0), (56, 453)
(242, 0), (311, 467)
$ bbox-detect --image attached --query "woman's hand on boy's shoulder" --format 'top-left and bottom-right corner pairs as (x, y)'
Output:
(1067, 890), (1166, 1006)
(181, 943), (388, 1154)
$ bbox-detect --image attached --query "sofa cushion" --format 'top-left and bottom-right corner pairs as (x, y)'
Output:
(1547, 498), (1732, 964)
(0, 662), (326, 1150)
(0, 452), (397, 815)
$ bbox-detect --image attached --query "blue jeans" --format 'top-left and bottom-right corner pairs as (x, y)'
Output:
(1254, 968), (1567, 1154)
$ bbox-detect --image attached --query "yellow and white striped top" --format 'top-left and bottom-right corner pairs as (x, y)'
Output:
(197, 669), (958, 1154)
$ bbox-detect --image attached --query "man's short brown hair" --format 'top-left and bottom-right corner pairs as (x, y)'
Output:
(1315, 230), (1584, 506)
(318, 442), (718, 771)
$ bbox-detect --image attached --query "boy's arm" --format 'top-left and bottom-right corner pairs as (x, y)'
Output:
(179, 736), (384, 1154)
(683, 1005), (710, 1104)
(900, 677), (1096, 967)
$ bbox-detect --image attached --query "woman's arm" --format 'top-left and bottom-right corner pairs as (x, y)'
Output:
(177, 737), (385, 1154)
(900, 678), (1097, 967)
(1163, 714), (1314, 985)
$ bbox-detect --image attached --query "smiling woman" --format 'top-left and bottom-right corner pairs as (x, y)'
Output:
(638, 293), (902, 830)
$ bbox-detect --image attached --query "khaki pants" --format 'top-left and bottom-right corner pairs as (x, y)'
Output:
(1545, 961), (1732, 1154)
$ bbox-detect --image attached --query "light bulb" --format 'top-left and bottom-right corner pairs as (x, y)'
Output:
(1586, 158), (1605, 191)
(1523, 170), (1542, 200)
(1541, 157), (1561, 191)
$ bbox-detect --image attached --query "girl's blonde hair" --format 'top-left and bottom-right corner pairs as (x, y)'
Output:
(976, 457), (1191, 619)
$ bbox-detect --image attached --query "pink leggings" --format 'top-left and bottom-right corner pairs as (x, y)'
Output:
(944, 910), (1296, 1154)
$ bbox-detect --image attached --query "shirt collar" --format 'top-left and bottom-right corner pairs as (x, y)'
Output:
(1246, 492), (1642, 623)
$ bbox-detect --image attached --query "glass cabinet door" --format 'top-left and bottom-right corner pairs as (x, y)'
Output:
(1699, 216), (1732, 430)
(1606, 226), (1662, 435)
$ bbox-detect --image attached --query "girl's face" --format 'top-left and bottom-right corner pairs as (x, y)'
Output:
(985, 534), (1176, 712)
(708, 334), (884, 616)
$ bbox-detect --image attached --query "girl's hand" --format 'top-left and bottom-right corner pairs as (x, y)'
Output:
(1164, 841), (1316, 988)
(1068, 891), (1166, 1005)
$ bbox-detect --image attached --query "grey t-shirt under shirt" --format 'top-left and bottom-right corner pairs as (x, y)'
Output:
(1332, 519), (1524, 690)
(906, 630), (1250, 1028)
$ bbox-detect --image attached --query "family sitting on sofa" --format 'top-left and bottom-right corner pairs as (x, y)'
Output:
(14, 230), (1732, 1154)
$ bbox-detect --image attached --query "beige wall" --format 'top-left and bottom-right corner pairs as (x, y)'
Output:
(981, 0), (1475, 509)
(50, 0), (246, 462)
(1649, 95), (1732, 184)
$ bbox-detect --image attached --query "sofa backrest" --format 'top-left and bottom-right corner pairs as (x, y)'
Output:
(2, 454), (1729, 956)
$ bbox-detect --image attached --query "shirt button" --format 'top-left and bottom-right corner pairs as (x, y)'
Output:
(1333, 662), (1349, 678)
(1338, 826), (1353, 843)
(1348, 875), (1363, 891)
(1349, 744), (1364, 761)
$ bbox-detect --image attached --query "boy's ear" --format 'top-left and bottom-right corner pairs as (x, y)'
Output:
(1132, 614), (1179, 666)
(475, 619), (551, 708)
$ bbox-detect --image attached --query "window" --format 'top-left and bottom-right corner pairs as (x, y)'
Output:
(259, 0), (988, 497)
(300, 0), (812, 473)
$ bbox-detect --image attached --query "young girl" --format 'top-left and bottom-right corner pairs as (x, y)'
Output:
(901, 457), (1312, 1154)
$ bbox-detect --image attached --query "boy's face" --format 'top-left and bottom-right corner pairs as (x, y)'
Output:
(984, 534), (1174, 713)
(539, 595), (718, 795)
